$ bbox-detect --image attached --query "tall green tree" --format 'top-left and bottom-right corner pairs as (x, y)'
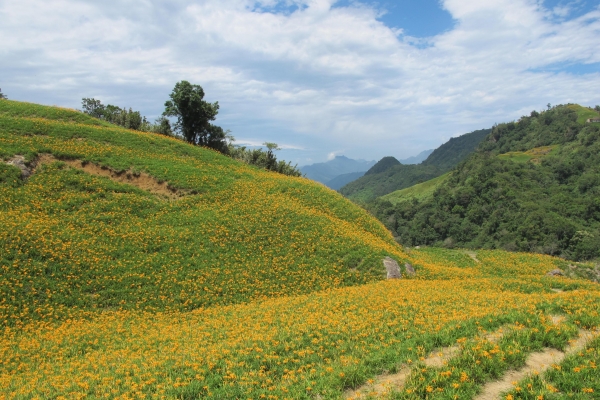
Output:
(81, 98), (105, 118)
(0, 88), (6, 99)
(163, 81), (226, 151)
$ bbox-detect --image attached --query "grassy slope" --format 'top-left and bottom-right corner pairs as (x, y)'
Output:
(381, 172), (451, 205)
(567, 104), (599, 124)
(0, 100), (404, 325)
(2, 101), (600, 400)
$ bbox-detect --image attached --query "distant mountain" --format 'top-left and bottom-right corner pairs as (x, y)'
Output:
(325, 171), (366, 190)
(364, 157), (401, 175)
(339, 128), (491, 202)
(399, 149), (434, 165)
(300, 156), (375, 184)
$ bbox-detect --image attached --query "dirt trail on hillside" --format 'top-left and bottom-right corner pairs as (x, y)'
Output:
(23, 154), (190, 200)
(344, 326), (510, 399)
(474, 329), (597, 400)
(474, 315), (597, 400)
(464, 251), (480, 263)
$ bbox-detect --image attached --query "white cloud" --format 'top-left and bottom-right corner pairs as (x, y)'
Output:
(1, 0), (599, 164)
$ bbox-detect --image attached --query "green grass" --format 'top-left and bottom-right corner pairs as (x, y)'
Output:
(2, 100), (600, 399)
(497, 145), (559, 164)
(504, 335), (600, 399)
(567, 104), (600, 124)
(381, 173), (451, 205)
(0, 100), (405, 327)
(389, 314), (579, 399)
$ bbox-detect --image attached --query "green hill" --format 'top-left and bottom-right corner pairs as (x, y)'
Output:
(339, 128), (490, 202)
(0, 100), (405, 326)
(368, 104), (600, 261)
(381, 172), (451, 205)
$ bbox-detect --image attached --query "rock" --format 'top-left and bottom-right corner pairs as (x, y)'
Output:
(546, 269), (564, 277)
(6, 155), (31, 179)
(383, 256), (402, 279)
(405, 263), (416, 276)
(415, 246), (420, 249)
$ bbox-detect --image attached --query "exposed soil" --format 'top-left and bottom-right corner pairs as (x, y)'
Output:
(474, 316), (596, 400)
(344, 326), (509, 399)
(465, 251), (481, 263)
(5, 153), (191, 200)
(474, 330), (597, 400)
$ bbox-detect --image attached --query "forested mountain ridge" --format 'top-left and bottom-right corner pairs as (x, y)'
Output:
(339, 128), (491, 202)
(367, 104), (600, 261)
(422, 128), (491, 170)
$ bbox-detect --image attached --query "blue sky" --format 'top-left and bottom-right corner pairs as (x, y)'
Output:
(1, 0), (599, 166)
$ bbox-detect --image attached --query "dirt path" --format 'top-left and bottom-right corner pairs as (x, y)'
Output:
(474, 326), (597, 400)
(465, 251), (480, 263)
(31, 154), (190, 200)
(344, 326), (510, 399)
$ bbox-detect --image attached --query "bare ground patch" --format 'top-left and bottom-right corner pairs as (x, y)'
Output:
(474, 316), (597, 400)
(5, 153), (191, 200)
(344, 325), (510, 399)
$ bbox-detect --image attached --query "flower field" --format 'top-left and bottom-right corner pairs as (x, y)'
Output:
(1, 100), (600, 399)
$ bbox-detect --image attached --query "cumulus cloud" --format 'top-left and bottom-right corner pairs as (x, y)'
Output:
(1, 0), (599, 164)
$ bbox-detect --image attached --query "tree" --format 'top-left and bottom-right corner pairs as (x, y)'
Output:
(0, 88), (6, 99)
(263, 142), (280, 171)
(81, 98), (105, 118)
(163, 81), (226, 151)
(153, 116), (173, 136)
(595, 105), (600, 114)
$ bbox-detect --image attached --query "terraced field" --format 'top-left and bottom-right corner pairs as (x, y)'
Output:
(1, 100), (599, 399)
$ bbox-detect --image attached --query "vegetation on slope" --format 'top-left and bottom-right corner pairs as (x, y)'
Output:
(2, 100), (600, 400)
(339, 128), (490, 202)
(380, 172), (451, 205)
(0, 100), (403, 326)
(368, 104), (600, 260)
(3, 245), (600, 399)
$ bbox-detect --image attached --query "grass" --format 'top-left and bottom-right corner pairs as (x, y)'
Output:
(504, 335), (600, 399)
(0, 100), (404, 326)
(567, 104), (600, 125)
(380, 173), (451, 205)
(1, 100), (600, 399)
(497, 145), (559, 164)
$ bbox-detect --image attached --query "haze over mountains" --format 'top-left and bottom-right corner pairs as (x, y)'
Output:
(300, 149), (433, 190)
(340, 128), (491, 202)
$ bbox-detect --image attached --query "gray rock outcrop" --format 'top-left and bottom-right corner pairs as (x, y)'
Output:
(383, 256), (402, 279)
(6, 155), (31, 178)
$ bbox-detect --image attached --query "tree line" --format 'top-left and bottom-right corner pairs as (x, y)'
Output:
(366, 105), (600, 261)
(81, 81), (301, 177)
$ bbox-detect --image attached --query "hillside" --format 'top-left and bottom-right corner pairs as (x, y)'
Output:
(2, 100), (600, 399)
(0, 100), (404, 325)
(339, 128), (490, 202)
(368, 104), (600, 261)
(380, 172), (451, 205)
(300, 155), (375, 184)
